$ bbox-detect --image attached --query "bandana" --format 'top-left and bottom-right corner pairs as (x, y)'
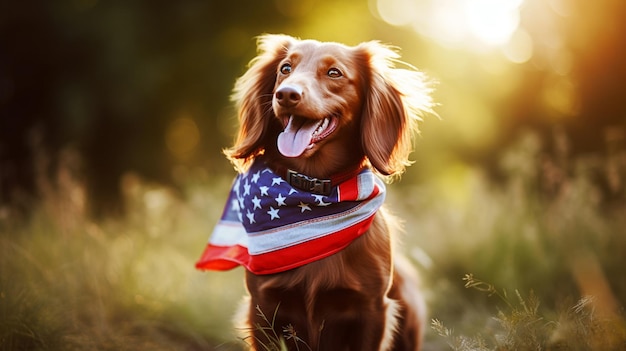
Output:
(195, 159), (386, 275)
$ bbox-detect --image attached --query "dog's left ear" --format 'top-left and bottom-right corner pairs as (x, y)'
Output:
(357, 42), (434, 178)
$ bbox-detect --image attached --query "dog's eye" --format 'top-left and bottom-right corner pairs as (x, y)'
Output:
(327, 68), (343, 78)
(280, 63), (292, 75)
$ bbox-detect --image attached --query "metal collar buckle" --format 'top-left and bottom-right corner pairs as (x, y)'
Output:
(287, 170), (332, 196)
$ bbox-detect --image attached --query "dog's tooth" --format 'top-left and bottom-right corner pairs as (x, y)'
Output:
(321, 118), (329, 131)
(311, 118), (330, 138)
(314, 119), (323, 136)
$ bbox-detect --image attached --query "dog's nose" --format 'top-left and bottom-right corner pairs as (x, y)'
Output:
(275, 84), (302, 107)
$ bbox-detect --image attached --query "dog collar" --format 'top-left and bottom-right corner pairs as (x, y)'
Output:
(266, 159), (366, 196)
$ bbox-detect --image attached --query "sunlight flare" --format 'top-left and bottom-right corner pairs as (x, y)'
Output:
(375, 0), (527, 57)
(465, 0), (521, 45)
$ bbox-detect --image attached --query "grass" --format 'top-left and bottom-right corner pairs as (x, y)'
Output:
(1, 164), (247, 350)
(242, 304), (316, 351)
(1, 130), (625, 350)
(431, 274), (625, 350)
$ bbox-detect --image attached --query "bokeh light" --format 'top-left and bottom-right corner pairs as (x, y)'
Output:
(502, 28), (533, 64)
(374, 0), (525, 54)
(165, 115), (201, 161)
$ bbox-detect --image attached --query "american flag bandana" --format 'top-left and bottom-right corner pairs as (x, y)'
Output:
(195, 159), (386, 275)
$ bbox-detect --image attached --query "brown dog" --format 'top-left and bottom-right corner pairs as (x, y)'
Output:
(197, 34), (433, 350)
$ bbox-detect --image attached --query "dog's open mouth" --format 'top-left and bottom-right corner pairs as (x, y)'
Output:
(277, 115), (338, 157)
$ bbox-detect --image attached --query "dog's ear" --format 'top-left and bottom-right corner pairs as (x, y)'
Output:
(225, 34), (294, 171)
(357, 42), (434, 178)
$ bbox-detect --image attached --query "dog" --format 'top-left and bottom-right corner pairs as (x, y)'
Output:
(196, 34), (433, 350)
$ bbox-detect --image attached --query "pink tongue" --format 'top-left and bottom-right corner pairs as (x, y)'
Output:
(277, 116), (319, 157)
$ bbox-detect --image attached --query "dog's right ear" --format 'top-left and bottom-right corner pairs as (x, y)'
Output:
(357, 41), (434, 178)
(224, 34), (294, 171)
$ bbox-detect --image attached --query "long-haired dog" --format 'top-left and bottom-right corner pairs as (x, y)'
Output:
(197, 34), (433, 350)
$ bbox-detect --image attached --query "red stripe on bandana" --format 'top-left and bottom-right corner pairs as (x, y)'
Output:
(338, 175), (359, 201)
(195, 214), (376, 275)
(195, 244), (248, 271)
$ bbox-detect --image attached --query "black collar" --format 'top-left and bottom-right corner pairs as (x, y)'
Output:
(264, 159), (366, 196)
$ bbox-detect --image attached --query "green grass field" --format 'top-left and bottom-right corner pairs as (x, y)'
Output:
(2, 133), (625, 350)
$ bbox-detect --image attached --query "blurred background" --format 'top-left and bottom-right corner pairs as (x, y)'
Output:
(1, 0), (625, 350)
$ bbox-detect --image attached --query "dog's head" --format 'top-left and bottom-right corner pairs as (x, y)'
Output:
(225, 34), (433, 179)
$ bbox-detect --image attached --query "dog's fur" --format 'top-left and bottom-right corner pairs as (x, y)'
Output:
(225, 34), (433, 350)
